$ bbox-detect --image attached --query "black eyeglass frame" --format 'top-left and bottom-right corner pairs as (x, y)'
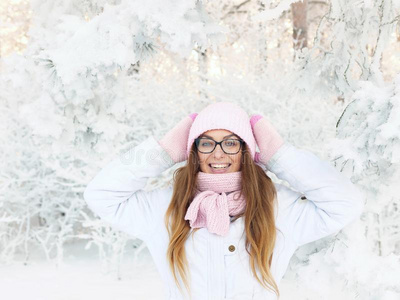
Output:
(194, 137), (245, 155)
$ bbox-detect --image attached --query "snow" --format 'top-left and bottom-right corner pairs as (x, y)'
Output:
(1, 0), (400, 299)
(0, 242), (166, 300)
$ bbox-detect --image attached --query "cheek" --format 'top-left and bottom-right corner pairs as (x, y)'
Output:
(231, 154), (242, 170)
(198, 153), (209, 166)
(199, 156), (210, 172)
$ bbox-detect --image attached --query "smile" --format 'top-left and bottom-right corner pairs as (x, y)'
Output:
(209, 163), (231, 169)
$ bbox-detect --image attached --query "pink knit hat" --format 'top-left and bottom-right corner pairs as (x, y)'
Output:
(186, 102), (256, 159)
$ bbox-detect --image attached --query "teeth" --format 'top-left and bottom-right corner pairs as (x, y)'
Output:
(210, 164), (230, 169)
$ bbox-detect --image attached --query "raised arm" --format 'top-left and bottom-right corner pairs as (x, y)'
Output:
(251, 114), (365, 247)
(266, 142), (364, 247)
(83, 113), (197, 240)
(83, 136), (175, 240)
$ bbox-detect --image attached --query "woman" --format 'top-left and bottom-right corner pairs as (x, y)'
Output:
(84, 102), (364, 300)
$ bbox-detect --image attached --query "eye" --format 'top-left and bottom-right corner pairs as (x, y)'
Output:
(224, 139), (239, 147)
(197, 138), (214, 147)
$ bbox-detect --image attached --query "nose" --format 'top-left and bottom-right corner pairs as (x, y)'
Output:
(213, 143), (225, 158)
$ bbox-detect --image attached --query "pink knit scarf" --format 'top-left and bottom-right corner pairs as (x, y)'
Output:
(184, 171), (246, 236)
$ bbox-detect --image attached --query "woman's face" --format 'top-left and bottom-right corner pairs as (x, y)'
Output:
(197, 129), (243, 174)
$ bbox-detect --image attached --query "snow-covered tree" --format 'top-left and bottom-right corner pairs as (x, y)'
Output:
(0, 0), (399, 297)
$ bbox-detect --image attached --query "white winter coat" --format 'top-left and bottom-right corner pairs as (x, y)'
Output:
(83, 136), (364, 300)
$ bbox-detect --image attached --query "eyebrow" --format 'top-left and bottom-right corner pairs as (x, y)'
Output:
(200, 134), (239, 139)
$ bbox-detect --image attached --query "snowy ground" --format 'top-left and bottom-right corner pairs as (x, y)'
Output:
(0, 241), (166, 300)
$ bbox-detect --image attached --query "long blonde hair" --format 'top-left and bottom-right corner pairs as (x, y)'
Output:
(164, 142), (280, 298)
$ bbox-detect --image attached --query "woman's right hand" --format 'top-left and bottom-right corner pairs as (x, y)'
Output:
(158, 113), (198, 163)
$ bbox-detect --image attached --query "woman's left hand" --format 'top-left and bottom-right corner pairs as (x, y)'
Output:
(250, 114), (285, 165)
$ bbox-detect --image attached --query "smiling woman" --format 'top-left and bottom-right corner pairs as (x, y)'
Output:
(162, 102), (283, 298)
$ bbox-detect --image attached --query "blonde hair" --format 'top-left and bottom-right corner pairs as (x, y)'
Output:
(164, 142), (280, 299)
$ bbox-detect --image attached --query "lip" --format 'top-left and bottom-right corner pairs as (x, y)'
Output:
(208, 163), (231, 174)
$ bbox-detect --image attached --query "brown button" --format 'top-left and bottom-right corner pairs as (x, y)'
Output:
(228, 245), (235, 252)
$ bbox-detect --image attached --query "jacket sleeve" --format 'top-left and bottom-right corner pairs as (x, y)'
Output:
(266, 142), (365, 247)
(83, 136), (175, 241)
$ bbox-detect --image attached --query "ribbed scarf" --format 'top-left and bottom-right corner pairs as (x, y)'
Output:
(184, 171), (246, 236)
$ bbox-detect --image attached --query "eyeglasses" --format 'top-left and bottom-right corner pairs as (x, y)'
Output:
(194, 137), (244, 154)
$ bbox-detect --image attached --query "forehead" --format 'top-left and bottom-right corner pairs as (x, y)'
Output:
(200, 129), (239, 139)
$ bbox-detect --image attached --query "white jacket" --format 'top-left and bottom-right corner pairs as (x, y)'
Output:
(84, 136), (364, 300)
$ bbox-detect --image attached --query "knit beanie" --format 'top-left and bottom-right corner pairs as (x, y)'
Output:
(186, 102), (256, 159)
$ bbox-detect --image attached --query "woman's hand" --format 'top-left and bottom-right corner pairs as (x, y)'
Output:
(250, 114), (284, 165)
(158, 113), (198, 163)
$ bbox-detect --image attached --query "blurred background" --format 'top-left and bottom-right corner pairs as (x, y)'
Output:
(0, 0), (399, 299)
